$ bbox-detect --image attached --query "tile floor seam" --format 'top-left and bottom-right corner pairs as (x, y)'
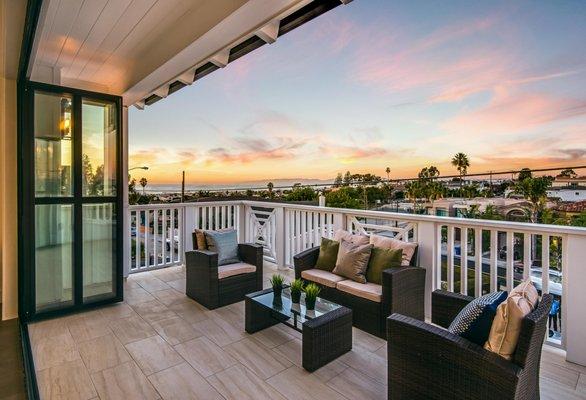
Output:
(68, 343), (99, 400)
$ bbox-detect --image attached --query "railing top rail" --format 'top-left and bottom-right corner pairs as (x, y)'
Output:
(128, 200), (240, 211)
(241, 201), (586, 236)
(129, 200), (586, 236)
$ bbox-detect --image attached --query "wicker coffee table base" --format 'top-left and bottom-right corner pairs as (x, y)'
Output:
(245, 289), (353, 372)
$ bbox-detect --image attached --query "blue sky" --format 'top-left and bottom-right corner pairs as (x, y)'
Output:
(129, 0), (586, 184)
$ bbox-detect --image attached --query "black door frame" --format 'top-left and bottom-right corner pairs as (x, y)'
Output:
(18, 80), (124, 322)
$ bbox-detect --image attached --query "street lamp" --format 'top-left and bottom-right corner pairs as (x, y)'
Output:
(129, 166), (149, 171)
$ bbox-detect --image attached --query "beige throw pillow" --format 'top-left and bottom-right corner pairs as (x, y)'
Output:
(484, 280), (538, 360)
(334, 230), (370, 246)
(332, 239), (373, 283)
(510, 279), (539, 308)
(370, 234), (417, 266)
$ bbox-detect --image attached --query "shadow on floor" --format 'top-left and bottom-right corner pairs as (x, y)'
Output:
(0, 309), (27, 399)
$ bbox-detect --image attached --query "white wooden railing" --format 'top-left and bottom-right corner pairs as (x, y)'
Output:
(127, 199), (586, 365)
(128, 204), (184, 272)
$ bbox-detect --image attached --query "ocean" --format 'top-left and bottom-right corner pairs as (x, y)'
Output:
(143, 179), (334, 194)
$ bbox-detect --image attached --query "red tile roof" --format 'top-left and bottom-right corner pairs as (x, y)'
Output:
(554, 200), (586, 213)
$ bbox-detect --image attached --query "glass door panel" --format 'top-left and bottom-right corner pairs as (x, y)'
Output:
(23, 83), (121, 320)
(34, 92), (73, 197)
(82, 99), (117, 196)
(35, 204), (74, 311)
(83, 204), (116, 301)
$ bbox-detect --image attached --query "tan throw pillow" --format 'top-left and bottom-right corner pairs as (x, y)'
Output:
(334, 230), (370, 246)
(484, 280), (538, 360)
(370, 234), (417, 266)
(193, 229), (207, 250)
(332, 239), (373, 283)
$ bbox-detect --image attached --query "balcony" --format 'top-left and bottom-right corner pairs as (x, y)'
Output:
(29, 199), (586, 398)
(27, 198), (586, 399)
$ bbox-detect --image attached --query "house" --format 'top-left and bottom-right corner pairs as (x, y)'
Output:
(547, 186), (586, 202)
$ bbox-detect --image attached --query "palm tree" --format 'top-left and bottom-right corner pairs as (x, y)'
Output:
(385, 166), (391, 182)
(418, 166), (440, 180)
(514, 176), (552, 223)
(267, 182), (274, 198)
(427, 181), (445, 207)
(558, 168), (577, 178)
(451, 153), (470, 192)
(139, 177), (148, 195)
(518, 168), (532, 181)
(405, 181), (422, 213)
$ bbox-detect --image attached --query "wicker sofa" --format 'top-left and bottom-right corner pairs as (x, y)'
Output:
(387, 290), (553, 400)
(293, 245), (425, 339)
(185, 237), (263, 310)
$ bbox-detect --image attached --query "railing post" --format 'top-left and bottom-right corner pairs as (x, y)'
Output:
(333, 212), (344, 232)
(238, 203), (247, 243)
(563, 234), (586, 366)
(416, 220), (437, 320)
(274, 206), (287, 270)
(183, 204), (194, 252)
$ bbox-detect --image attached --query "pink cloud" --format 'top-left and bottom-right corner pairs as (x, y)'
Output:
(351, 12), (509, 96)
(347, 7), (582, 104)
(443, 90), (586, 135)
(205, 135), (307, 165)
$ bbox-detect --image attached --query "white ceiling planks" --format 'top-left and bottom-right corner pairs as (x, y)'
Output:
(29, 0), (247, 94)
(27, 0), (339, 107)
(64, 0), (133, 80)
(72, 0), (158, 88)
(34, 0), (83, 71)
(53, 0), (109, 74)
(91, 0), (192, 92)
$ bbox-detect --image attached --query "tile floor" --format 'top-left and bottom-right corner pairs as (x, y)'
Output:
(28, 263), (586, 400)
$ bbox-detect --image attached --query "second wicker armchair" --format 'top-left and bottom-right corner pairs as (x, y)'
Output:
(387, 290), (553, 400)
(185, 230), (263, 309)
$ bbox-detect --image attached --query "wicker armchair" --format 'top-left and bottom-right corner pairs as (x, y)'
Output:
(185, 243), (263, 309)
(387, 290), (553, 400)
(294, 246), (425, 338)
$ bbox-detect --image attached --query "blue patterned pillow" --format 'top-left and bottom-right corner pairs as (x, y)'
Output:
(448, 291), (508, 345)
(204, 229), (240, 266)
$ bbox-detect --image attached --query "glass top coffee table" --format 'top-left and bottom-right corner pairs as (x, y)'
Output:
(245, 287), (352, 372)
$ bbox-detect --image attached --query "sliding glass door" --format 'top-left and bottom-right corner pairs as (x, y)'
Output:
(20, 82), (122, 320)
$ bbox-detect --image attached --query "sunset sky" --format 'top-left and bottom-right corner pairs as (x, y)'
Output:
(129, 0), (586, 185)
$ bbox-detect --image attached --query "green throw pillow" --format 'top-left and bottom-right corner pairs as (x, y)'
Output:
(366, 247), (403, 284)
(315, 238), (339, 271)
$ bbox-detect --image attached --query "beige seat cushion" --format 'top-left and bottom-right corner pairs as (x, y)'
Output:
(336, 280), (382, 303)
(334, 230), (370, 246)
(218, 262), (256, 279)
(484, 280), (538, 360)
(370, 234), (417, 266)
(301, 269), (345, 288)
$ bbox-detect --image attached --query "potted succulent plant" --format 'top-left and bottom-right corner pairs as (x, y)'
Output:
(304, 283), (321, 311)
(290, 278), (304, 303)
(270, 274), (285, 300)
